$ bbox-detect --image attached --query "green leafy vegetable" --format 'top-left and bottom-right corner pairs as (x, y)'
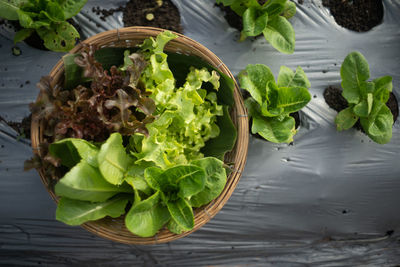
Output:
(360, 103), (393, 144)
(49, 138), (99, 168)
(277, 66), (311, 88)
(127, 161), (222, 237)
(0, 0), (87, 51)
(167, 218), (185, 234)
(37, 21), (79, 52)
(97, 133), (134, 185)
(166, 52), (235, 107)
(336, 51), (394, 144)
(44, 31), (235, 238)
(241, 6), (268, 38)
(125, 162), (154, 195)
(56, 195), (130, 225)
(125, 175), (152, 196)
(0, 0), (26, 20)
(238, 64), (274, 105)
(60, 0), (88, 19)
(262, 15), (295, 54)
(340, 51), (370, 104)
(54, 161), (132, 202)
(165, 165), (205, 198)
(166, 198), (194, 231)
(80, 48), (237, 161)
(335, 107), (358, 131)
(143, 166), (165, 191)
(216, 0), (296, 53)
(125, 191), (170, 237)
(189, 157), (227, 208)
(131, 32), (227, 169)
(239, 64), (311, 143)
(252, 109), (296, 142)
(282, 1), (296, 19)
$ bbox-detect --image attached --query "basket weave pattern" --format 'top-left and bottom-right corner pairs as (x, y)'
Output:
(31, 27), (248, 244)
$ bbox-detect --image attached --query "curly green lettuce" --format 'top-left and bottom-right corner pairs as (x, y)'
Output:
(129, 32), (224, 169)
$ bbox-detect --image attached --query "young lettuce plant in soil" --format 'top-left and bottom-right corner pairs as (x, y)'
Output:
(238, 64), (311, 143)
(29, 31), (237, 237)
(216, 0), (296, 54)
(0, 0), (87, 51)
(329, 51), (396, 144)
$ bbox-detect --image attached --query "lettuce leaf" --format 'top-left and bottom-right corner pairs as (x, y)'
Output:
(134, 54), (225, 168)
(125, 191), (170, 237)
(56, 195), (130, 226)
(49, 138), (99, 168)
(189, 157), (227, 208)
(335, 51), (394, 144)
(166, 52), (234, 107)
(239, 64), (310, 143)
(55, 161), (132, 202)
(97, 133), (134, 185)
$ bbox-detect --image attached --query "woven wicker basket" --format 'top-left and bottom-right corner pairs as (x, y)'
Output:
(31, 27), (248, 244)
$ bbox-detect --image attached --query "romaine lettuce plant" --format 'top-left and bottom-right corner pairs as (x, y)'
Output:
(32, 31), (237, 237)
(335, 51), (394, 144)
(53, 132), (227, 237)
(0, 0), (87, 51)
(239, 64), (311, 143)
(216, 0), (296, 54)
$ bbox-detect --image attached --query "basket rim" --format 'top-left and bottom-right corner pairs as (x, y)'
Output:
(31, 26), (249, 245)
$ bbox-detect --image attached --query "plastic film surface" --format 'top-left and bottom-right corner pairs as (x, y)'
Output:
(0, 0), (399, 265)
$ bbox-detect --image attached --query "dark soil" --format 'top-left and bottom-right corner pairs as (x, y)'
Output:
(93, 0), (183, 33)
(23, 31), (47, 50)
(386, 92), (399, 122)
(291, 111), (301, 129)
(0, 114), (31, 139)
(323, 86), (398, 131)
(216, 3), (243, 32)
(92, 6), (124, 21)
(322, 0), (384, 32)
(323, 86), (348, 113)
(0, 18), (13, 29)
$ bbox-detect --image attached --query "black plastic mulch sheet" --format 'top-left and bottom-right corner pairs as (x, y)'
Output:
(1, 0), (400, 265)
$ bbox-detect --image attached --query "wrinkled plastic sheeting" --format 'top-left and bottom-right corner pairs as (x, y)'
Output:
(1, 0), (400, 265)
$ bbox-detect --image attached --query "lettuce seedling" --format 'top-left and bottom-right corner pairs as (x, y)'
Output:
(335, 51), (394, 144)
(239, 64), (311, 143)
(216, 0), (296, 54)
(0, 0), (87, 52)
(126, 156), (226, 236)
